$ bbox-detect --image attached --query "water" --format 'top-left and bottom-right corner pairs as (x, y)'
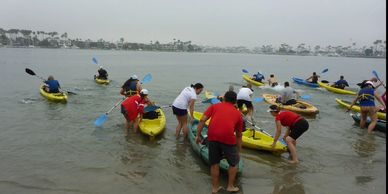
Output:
(0, 48), (386, 194)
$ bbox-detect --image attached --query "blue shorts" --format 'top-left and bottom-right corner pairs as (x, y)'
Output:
(172, 106), (187, 116)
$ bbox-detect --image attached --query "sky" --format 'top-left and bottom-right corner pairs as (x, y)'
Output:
(0, 0), (386, 48)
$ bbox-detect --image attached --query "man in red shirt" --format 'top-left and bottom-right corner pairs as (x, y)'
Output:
(195, 91), (243, 193)
(268, 105), (309, 164)
(121, 89), (151, 134)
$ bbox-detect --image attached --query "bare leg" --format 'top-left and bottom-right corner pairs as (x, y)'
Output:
(286, 136), (299, 164)
(133, 117), (140, 133)
(182, 117), (189, 139)
(359, 110), (367, 129)
(226, 166), (239, 192)
(210, 164), (220, 193)
(367, 110), (378, 134)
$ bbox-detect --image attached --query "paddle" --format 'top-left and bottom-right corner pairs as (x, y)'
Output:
(94, 73), (153, 127)
(372, 70), (386, 89)
(320, 68), (328, 75)
(245, 118), (287, 146)
(242, 69), (249, 73)
(25, 68), (77, 95)
(144, 99), (211, 113)
(92, 57), (98, 65)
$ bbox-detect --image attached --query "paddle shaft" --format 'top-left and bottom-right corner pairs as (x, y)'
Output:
(106, 98), (126, 115)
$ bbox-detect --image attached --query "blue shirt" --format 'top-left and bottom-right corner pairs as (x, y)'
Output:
(335, 79), (349, 87)
(358, 88), (375, 106)
(44, 80), (60, 93)
(253, 73), (264, 82)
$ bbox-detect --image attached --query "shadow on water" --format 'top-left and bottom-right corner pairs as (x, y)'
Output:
(352, 134), (377, 158)
(271, 165), (306, 194)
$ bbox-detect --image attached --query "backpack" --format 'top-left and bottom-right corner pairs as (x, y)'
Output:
(143, 111), (160, 119)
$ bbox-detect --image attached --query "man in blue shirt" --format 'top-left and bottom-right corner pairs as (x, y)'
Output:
(332, 75), (349, 89)
(44, 75), (61, 93)
(252, 72), (265, 82)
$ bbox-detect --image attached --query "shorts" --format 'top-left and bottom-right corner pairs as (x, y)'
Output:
(172, 106), (188, 116)
(208, 141), (239, 167)
(237, 99), (253, 109)
(289, 118), (309, 140)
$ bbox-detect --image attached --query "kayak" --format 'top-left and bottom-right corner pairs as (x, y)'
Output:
(189, 114), (243, 174)
(335, 98), (386, 121)
(351, 113), (386, 133)
(39, 85), (67, 102)
(242, 75), (265, 86)
(139, 108), (166, 138)
(292, 77), (319, 88)
(262, 94), (319, 115)
(205, 90), (248, 114)
(94, 77), (110, 85)
(192, 111), (287, 154)
(318, 82), (356, 95)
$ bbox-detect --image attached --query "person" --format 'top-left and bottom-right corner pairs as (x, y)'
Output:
(172, 83), (204, 138)
(278, 82), (299, 105)
(331, 75), (349, 89)
(237, 84), (254, 122)
(267, 74), (278, 87)
(347, 81), (386, 133)
(120, 75), (142, 97)
(96, 66), (108, 80)
(306, 72), (320, 84)
(195, 91), (243, 193)
(121, 89), (152, 134)
(370, 77), (383, 89)
(43, 75), (61, 93)
(268, 105), (309, 164)
(252, 71), (265, 82)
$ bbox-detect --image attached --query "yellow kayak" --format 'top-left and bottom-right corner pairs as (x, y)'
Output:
(95, 77), (110, 85)
(242, 75), (265, 86)
(39, 85), (67, 103)
(193, 111), (287, 154)
(139, 108), (166, 139)
(263, 94), (319, 115)
(318, 82), (356, 95)
(335, 98), (386, 121)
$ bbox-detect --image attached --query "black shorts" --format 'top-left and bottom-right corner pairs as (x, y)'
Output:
(237, 99), (253, 109)
(208, 141), (239, 167)
(172, 106), (188, 116)
(289, 118), (309, 140)
(120, 105), (128, 119)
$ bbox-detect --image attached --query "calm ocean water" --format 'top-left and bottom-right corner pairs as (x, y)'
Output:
(0, 48), (386, 194)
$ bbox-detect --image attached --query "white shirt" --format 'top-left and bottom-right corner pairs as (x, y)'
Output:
(172, 87), (197, 109)
(237, 87), (253, 101)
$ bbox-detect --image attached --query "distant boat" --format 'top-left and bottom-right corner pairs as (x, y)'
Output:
(28, 45), (35, 48)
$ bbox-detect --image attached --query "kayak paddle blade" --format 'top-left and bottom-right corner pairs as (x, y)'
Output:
(242, 69), (249, 73)
(94, 114), (107, 127)
(321, 68), (328, 74)
(141, 73), (152, 84)
(210, 98), (221, 104)
(92, 57), (98, 65)
(253, 97), (264, 103)
(300, 94), (311, 100)
(372, 70), (380, 80)
(25, 68), (36, 76)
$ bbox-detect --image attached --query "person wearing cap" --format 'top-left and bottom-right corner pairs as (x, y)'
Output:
(268, 105), (309, 164)
(96, 66), (108, 80)
(252, 71), (265, 82)
(172, 83), (204, 138)
(237, 84), (254, 122)
(347, 81), (386, 133)
(331, 75), (349, 89)
(306, 72), (320, 84)
(267, 74), (279, 87)
(121, 89), (151, 133)
(195, 91), (243, 193)
(120, 74), (142, 97)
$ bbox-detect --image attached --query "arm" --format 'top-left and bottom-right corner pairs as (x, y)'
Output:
(347, 95), (361, 112)
(195, 115), (209, 144)
(236, 129), (242, 153)
(306, 76), (312, 81)
(272, 120), (282, 148)
(188, 99), (195, 118)
(120, 88), (125, 96)
(374, 91), (386, 109)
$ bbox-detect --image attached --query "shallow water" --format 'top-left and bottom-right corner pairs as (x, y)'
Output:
(0, 48), (386, 194)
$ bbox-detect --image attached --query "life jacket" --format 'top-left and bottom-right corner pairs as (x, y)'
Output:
(123, 80), (138, 96)
(358, 88), (375, 106)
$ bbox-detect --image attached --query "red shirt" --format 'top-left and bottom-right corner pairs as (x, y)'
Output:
(275, 111), (302, 127)
(121, 95), (146, 121)
(204, 102), (243, 145)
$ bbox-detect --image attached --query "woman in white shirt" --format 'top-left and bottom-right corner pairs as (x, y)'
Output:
(172, 83), (204, 138)
(237, 84), (254, 122)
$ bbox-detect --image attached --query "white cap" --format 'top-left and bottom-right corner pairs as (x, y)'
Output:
(132, 74), (138, 80)
(99, 66), (103, 69)
(365, 81), (374, 86)
(140, 89), (149, 95)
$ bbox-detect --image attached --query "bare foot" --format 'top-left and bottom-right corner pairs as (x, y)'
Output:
(288, 160), (299, 164)
(212, 186), (223, 194)
(226, 186), (239, 192)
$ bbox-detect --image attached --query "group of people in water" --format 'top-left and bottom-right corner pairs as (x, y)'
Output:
(41, 66), (385, 194)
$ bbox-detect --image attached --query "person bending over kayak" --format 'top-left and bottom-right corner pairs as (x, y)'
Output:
(237, 84), (254, 123)
(306, 72), (320, 84)
(331, 75), (349, 89)
(252, 71), (265, 82)
(268, 105), (309, 164)
(347, 81), (386, 133)
(43, 75), (61, 93)
(172, 83), (204, 138)
(121, 89), (152, 134)
(267, 74), (279, 87)
(120, 75), (142, 97)
(277, 82), (299, 105)
(96, 66), (108, 80)
(196, 91), (243, 193)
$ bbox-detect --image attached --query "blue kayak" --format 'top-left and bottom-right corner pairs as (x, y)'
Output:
(292, 77), (319, 88)
(351, 113), (386, 133)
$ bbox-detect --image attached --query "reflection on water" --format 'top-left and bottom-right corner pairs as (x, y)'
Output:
(272, 165), (305, 194)
(352, 134), (376, 158)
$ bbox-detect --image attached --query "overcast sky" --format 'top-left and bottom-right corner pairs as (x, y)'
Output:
(0, 0), (386, 48)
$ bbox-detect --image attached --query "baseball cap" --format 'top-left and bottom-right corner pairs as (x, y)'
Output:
(140, 89), (149, 95)
(132, 75), (138, 80)
(267, 105), (279, 112)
